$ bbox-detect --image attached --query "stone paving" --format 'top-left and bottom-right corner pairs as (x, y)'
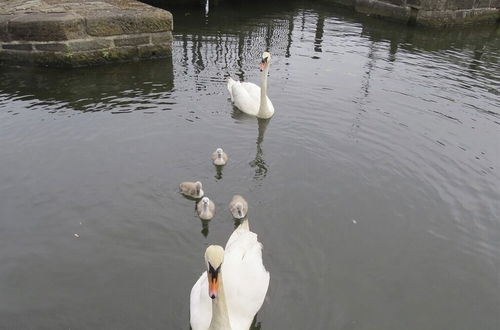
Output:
(0, 0), (173, 67)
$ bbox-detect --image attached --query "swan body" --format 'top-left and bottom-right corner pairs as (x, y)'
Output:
(190, 220), (270, 330)
(227, 52), (275, 119)
(197, 197), (215, 220)
(180, 181), (204, 199)
(211, 148), (228, 166)
(229, 195), (248, 219)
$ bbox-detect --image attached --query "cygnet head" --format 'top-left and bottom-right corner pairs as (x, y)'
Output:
(195, 181), (202, 195)
(216, 148), (223, 159)
(259, 51), (271, 72)
(201, 196), (210, 208)
(235, 202), (243, 217)
(205, 245), (224, 299)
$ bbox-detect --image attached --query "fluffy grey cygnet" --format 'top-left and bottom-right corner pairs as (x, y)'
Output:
(197, 197), (215, 220)
(229, 195), (248, 219)
(211, 148), (228, 166)
(179, 181), (204, 198)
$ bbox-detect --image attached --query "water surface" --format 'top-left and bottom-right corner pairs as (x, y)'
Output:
(0, 1), (499, 329)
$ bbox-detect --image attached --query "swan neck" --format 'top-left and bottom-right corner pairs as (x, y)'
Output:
(258, 65), (270, 117)
(209, 275), (231, 329)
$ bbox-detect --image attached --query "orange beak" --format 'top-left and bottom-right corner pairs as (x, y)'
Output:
(208, 273), (219, 299)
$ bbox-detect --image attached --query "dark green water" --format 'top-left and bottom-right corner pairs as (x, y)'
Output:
(0, 1), (499, 329)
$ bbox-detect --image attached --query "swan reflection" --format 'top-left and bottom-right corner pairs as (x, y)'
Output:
(200, 219), (209, 238)
(214, 165), (224, 181)
(230, 110), (270, 180)
(250, 118), (270, 180)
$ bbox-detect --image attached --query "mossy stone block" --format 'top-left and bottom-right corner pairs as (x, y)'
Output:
(86, 10), (173, 36)
(9, 13), (86, 41)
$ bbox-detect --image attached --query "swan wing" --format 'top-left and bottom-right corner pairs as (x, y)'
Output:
(223, 227), (270, 330)
(242, 82), (274, 117)
(230, 81), (260, 116)
(241, 82), (261, 101)
(210, 151), (218, 161)
(190, 271), (212, 330)
(227, 77), (237, 102)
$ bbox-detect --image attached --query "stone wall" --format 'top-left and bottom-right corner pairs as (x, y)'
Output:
(0, 0), (173, 67)
(324, 0), (500, 26)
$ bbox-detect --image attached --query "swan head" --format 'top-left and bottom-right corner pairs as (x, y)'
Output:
(205, 245), (224, 299)
(195, 181), (202, 195)
(216, 148), (223, 158)
(259, 52), (271, 72)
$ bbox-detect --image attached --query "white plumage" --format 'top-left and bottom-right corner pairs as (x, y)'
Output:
(190, 220), (270, 330)
(227, 52), (275, 119)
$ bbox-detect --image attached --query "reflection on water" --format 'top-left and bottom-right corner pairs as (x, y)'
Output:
(0, 1), (499, 329)
(200, 219), (210, 237)
(0, 60), (174, 113)
(214, 165), (224, 180)
(250, 118), (270, 181)
(230, 108), (271, 180)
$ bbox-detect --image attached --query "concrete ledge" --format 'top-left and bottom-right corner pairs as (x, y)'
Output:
(0, 0), (173, 67)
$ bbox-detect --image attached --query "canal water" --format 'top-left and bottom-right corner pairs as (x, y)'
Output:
(0, 1), (499, 329)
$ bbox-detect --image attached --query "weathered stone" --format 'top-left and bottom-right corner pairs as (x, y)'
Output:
(2, 43), (33, 51)
(445, 0), (475, 10)
(416, 8), (500, 26)
(34, 42), (67, 52)
(114, 35), (150, 47)
(384, 0), (405, 6)
(138, 44), (171, 59)
(323, 0), (499, 26)
(151, 31), (172, 45)
(418, 0), (447, 11)
(67, 47), (140, 67)
(0, 49), (36, 65)
(68, 39), (112, 52)
(475, 0), (492, 8)
(0, 15), (13, 41)
(85, 10), (173, 36)
(104, 47), (139, 62)
(406, 0), (422, 8)
(8, 13), (86, 41)
(0, 0), (172, 67)
(355, 0), (411, 22)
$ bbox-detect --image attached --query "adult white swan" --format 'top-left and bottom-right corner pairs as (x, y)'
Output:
(190, 220), (270, 330)
(227, 52), (275, 119)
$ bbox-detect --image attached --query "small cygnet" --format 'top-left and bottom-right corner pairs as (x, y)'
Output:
(211, 148), (228, 166)
(229, 195), (248, 219)
(179, 181), (204, 199)
(197, 197), (215, 220)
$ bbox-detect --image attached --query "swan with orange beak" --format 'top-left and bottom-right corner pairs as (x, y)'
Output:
(227, 51), (275, 119)
(190, 221), (270, 330)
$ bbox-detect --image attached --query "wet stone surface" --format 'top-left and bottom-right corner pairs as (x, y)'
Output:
(0, 0), (173, 67)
